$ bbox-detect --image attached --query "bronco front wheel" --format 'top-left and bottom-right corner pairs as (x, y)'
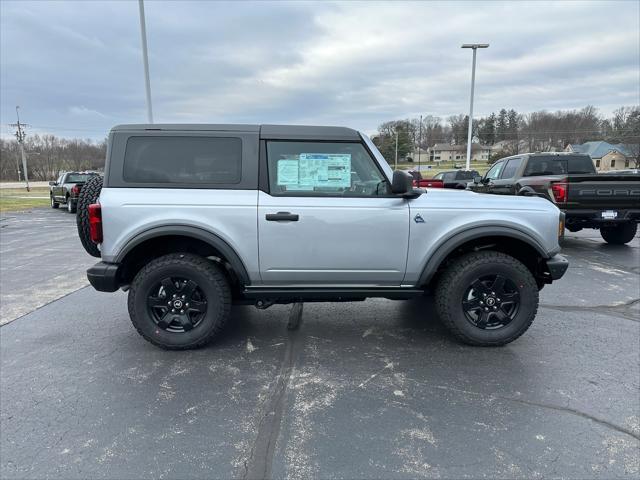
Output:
(128, 253), (231, 350)
(435, 251), (539, 346)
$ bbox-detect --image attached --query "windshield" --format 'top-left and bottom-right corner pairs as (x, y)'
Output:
(360, 133), (393, 180)
(523, 155), (595, 176)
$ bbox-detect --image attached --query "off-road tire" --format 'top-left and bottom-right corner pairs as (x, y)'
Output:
(50, 195), (59, 209)
(128, 253), (232, 350)
(600, 223), (637, 245)
(76, 175), (103, 257)
(435, 251), (539, 346)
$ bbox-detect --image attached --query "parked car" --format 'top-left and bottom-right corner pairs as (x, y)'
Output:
(432, 169), (481, 189)
(407, 170), (444, 188)
(49, 171), (101, 213)
(79, 124), (567, 350)
(468, 153), (640, 244)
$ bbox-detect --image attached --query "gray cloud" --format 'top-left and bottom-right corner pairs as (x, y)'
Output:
(1, 0), (638, 140)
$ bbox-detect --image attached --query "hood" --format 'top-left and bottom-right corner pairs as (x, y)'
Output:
(410, 187), (558, 213)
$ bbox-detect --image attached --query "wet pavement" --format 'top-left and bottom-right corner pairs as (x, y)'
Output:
(1, 218), (638, 479)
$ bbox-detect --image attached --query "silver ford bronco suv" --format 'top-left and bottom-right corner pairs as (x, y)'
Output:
(79, 124), (568, 350)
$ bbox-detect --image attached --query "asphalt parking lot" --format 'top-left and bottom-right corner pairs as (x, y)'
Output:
(1, 208), (639, 479)
(0, 208), (95, 324)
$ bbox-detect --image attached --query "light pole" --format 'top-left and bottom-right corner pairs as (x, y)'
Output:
(394, 131), (398, 169)
(138, 0), (154, 123)
(418, 114), (422, 172)
(461, 43), (489, 171)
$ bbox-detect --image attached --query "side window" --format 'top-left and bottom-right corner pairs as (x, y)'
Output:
(485, 161), (505, 180)
(123, 136), (242, 185)
(266, 141), (389, 196)
(500, 157), (522, 179)
(433, 173), (443, 180)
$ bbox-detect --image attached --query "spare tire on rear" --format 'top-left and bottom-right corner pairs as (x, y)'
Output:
(77, 175), (103, 258)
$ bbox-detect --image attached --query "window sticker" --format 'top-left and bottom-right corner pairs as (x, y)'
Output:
(277, 159), (300, 186)
(298, 153), (351, 188)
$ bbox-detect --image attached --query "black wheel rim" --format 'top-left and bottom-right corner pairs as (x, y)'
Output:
(146, 277), (208, 333)
(462, 274), (520, 330)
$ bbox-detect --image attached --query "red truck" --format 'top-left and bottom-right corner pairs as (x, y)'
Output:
(407, 170), (443, 188)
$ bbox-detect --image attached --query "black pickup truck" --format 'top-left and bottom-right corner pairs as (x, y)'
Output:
(49, 172), (100, 213)
(469, 153), (640, 244)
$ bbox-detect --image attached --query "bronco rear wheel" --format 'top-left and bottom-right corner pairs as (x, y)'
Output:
(76, 175), (103, 257)
(435, 251), (539, 346)
(128, 253), (231, 350)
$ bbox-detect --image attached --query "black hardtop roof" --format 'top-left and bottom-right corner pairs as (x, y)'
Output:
(110, 124), (361, 141)
(501, 152), (592, 159)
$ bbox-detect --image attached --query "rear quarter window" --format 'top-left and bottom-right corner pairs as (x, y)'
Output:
(123, 136), (242, 184)
(523, 155), (595, 176)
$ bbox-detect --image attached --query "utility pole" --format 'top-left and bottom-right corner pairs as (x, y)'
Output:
(394, 131), (398, 169)
(138, 0), (154, 123)
(9, 106), (30, 191)
(418, 114), (422, 172)
(461, 43), (489, 171)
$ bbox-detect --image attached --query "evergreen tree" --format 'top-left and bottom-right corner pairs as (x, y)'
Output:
(496, 109), (508, 141)
(479, 112), (496, 145)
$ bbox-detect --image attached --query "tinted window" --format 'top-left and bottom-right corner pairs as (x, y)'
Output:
(485, 162), (504, 180)
(501, 158), (522, 179)
(65, 173), (98, 183)
(123, 136), (242, 184)
(267, 141), (388, 196)
(455, 170), (477, 180)
(523, 155), (595, 176)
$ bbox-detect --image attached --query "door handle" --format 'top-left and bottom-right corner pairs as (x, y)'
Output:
(265, 212), (299, 222)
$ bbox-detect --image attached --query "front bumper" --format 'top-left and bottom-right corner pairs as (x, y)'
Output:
(87, 262), (121, 292)
(545, 254), (569, 280)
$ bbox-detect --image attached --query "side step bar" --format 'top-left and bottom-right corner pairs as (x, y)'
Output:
(242, 287), (425, 306)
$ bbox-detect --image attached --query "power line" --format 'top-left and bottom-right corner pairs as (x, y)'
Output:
(7, 106), (30, 191)
(0, 123), (106, 134)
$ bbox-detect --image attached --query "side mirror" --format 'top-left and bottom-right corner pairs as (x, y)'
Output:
(391, 170), (412, 195)
(392, 170), (423, 199)
(49, 181), (57, 186)
(481, 176), (491, 184)
(473, 175), (482, 184)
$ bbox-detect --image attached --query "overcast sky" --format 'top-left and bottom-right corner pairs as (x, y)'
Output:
(1, 0), (639, 141)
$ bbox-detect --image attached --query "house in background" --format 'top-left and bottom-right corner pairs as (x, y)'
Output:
(565, 141), (633, 171)
(427, 143), (491, 163)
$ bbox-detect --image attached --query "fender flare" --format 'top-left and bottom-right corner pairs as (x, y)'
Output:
(114, 225), (251, 285)
(417, 225), (549, 286)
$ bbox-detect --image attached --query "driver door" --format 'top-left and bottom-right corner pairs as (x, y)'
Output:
(258, 140), (409, 286)
(478, 160), (505, 194)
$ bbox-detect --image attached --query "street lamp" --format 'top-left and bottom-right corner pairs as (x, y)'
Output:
(138, 0), (154, 123)
(461, 43), (489, 171)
